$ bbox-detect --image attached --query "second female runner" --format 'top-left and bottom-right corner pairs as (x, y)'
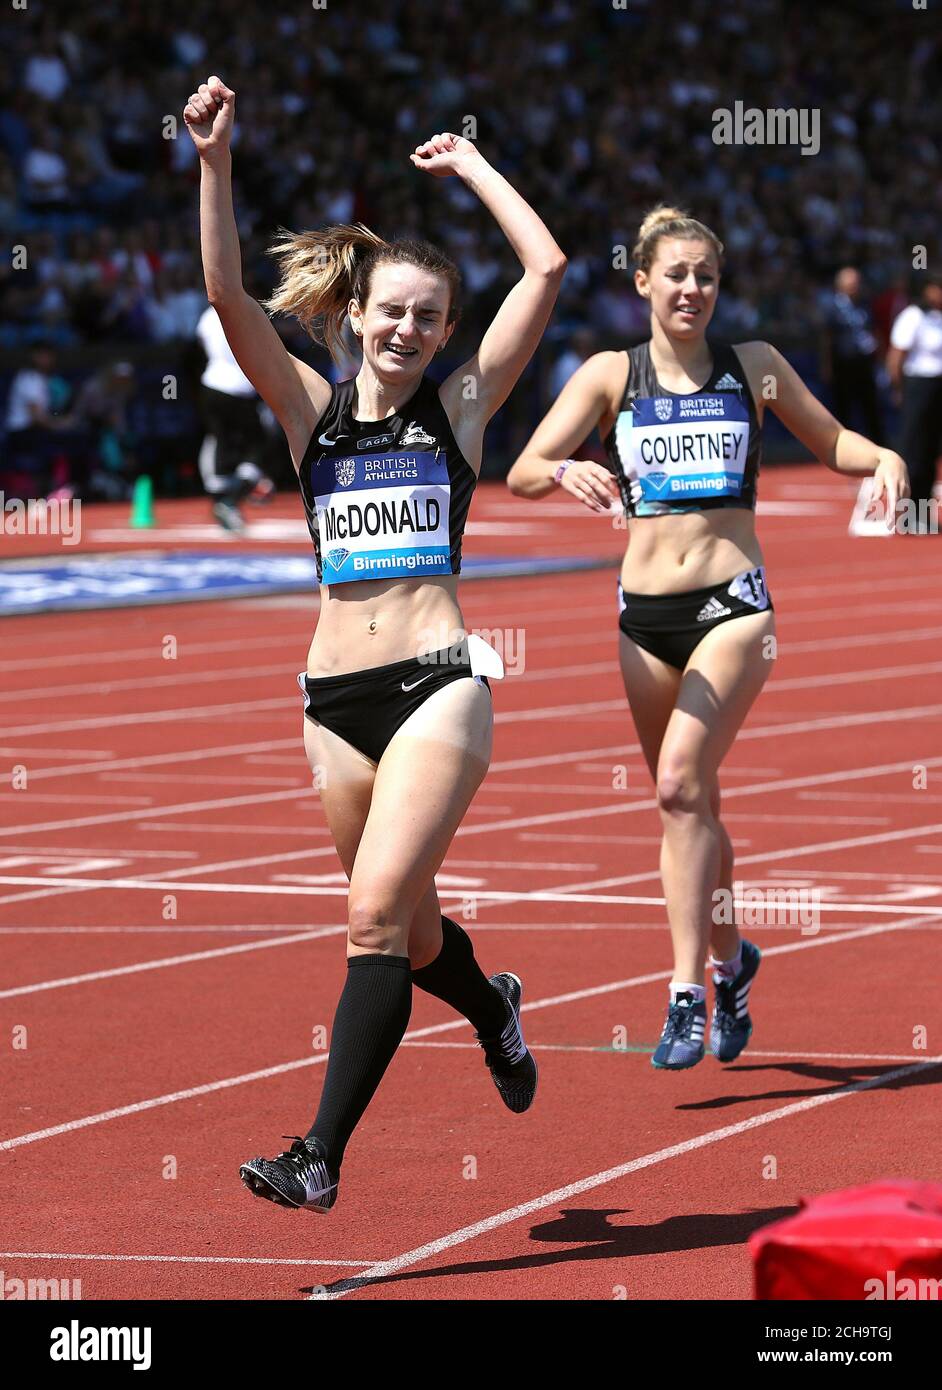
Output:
(508, 205), (908, 1070)
(184, 76), (566, 1209)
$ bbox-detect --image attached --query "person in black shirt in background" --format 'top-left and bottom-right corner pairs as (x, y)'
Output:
(820, 266), (884, 445)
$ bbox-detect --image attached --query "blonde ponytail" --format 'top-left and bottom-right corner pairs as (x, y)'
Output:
(261, 222), (462, 364)
(632, 204), (724, 273)
(261, 223), (388, 361)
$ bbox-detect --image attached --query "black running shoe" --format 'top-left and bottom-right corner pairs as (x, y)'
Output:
(475, 973), (538, 1113)
(711, 940), (762, 1062)
(240, 1136), (338, 1213)
(651, 995), (707, 1070)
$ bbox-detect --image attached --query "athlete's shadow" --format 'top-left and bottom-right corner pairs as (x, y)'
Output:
(677, 666), (723, 711)
(306, 1204), (795, 1298)
(677, 1059), (942, 1111)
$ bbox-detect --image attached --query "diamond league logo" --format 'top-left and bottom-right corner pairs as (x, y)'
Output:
(335, 458), (355, 487)
(325, 547), (349, 570)
(654, 397), (673, 422)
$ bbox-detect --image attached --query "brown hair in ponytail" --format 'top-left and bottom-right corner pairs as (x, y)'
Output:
(261, 223), (462, 363)
(632, 205), (724, 275)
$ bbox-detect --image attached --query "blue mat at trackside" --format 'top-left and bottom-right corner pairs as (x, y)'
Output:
(0, 551), (614, 616)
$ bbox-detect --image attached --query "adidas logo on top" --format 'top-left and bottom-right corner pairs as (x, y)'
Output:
(696, 596), (733, 622)
(715, 372), (742, 391)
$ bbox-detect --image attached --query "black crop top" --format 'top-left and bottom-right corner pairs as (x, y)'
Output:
(603, 340), (762, 518)
(296, 375), (477, 584)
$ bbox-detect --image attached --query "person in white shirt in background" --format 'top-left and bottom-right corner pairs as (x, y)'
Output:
(194, 297), (274, 532)
(888, 272), (942, 530)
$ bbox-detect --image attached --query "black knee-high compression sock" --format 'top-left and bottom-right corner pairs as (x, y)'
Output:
(411, 916), (506, 1036)
(305, 954), (412, 1169)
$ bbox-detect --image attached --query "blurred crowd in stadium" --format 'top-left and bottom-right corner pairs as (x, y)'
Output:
(1, 0), (939, 503)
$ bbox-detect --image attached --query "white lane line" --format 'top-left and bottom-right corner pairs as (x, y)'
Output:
(6, 872), (942, 921)
(0, 844), (200, 859)
(16, 736), (302, 786)
(398, 1041), (942, 1065)
(0, 696), (293, 738)
(6, 669), (942, 756)
(5, 742), (938, 914)
(767, 867), (942, 884)
(3, 806), (939, 1000)
(768, 658), (942, 693)
(5, 763), (941, 939)
(1, 573), (935, 674)
(11, 690), (942, 794)
(139, 823), (331, 836)
(0, 924), (339, 935)
(100, 772), (302, 788)
(480, 833), (942, 914)
(9, 746), (941, 856)
(0, 656), (617, 706)
(0, 794), (152, 806)
(493, 703), (942, 776)
(0, 743), (921, 913)
(0, 926), (346, 999)
(0, 663), (291, 704)
(0, 746), (117, 758)
(0, 1251), (375, 1268)
(1, 634), (307, 674)
(0, 596), (601, 676)
(322, 1055), (942, 1298)
(0, 1004), (521, 1152)
(0, 787), (309, 841)
(0, 837), (339, 907)
(0, 919), (932, 938)
(0, 913), (927, 1152)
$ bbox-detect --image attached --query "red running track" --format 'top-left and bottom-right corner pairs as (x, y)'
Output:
(1, 468), (941, 1300)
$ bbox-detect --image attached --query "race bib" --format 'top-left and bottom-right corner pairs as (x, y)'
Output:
(617, 394), (750, 505)
(727, 567), (770, 610)
(313, 450), (452, 584)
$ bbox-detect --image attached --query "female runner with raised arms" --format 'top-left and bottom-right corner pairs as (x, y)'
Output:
(507, 206), (908, 1070)
(184, 76), (566, 1210)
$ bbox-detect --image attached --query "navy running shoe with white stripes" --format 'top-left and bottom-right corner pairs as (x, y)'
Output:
(651, 994), (707, 1070)
(240, 1136), (339, 1213)
(711, 939), (761, 1062)
(475, 973), (538, 1113)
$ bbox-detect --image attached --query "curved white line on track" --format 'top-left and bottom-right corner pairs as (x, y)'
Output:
(321, 1056), (942, 1299)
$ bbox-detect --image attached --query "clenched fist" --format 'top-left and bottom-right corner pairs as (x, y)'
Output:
(183, 75), (235, 158)
(410, 132), (481, 178)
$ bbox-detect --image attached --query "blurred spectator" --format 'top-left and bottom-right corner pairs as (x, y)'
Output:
(820, 267), (883, 442)
(23, 30), (71, 104)
(71, 361), (140, 500)
(22, 117), (71, 208)
(1, 343), (76, 498)
(195, 303), (273, 533)
(550, 328), (598, 398)
(0, 0), (939, 485)
(888, 273), (942, 522)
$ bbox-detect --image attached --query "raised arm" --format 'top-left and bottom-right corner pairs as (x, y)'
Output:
(505, 352), (622, 513)
(413, 134), (566, 424)
(183, 76), (331, 463)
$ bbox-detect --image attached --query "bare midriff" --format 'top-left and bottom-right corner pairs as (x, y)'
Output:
(306, 574), (466, 677)
(620, 505), (764, 595)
